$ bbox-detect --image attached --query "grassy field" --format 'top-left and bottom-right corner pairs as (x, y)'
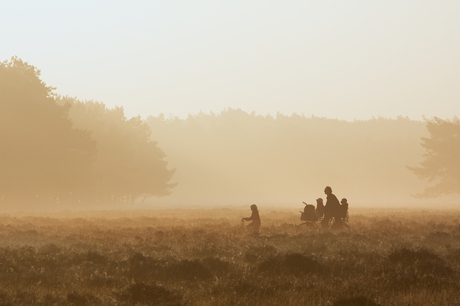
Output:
(0, 207), (459, 305)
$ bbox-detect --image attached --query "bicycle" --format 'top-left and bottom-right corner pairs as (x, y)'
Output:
(297, 203), (321, 231)
(298, 209), (350, 232)
(324, 213), (350, 232)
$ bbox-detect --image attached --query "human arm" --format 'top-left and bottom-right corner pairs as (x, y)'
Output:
(242, 211), (256, 221)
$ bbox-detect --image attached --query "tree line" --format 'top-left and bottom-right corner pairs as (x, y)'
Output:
(145, 110), (459, 206)
(0, 57), (175, 208)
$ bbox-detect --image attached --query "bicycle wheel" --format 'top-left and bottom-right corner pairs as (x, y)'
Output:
(297, 221), (319, 232)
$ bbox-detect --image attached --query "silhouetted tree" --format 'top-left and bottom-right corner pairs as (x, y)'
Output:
(55, 97), (176, 204)
(0, 57), (96, 207)
(408, 117), (460, 198)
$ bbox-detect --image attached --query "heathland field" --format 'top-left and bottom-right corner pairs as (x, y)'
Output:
(0, 208), (459, 305)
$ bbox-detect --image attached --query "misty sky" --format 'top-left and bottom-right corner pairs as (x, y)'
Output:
(2, 1), (459, 120)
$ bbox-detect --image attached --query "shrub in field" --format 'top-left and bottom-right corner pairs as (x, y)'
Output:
(128, 253), (215, 281)
(258, 253), (323, 275)
(85, 251), (108, 265)
(385, 247), (456, 290)
(388, 247), (453, 276)
(244, 245), (279, 262)
(389, 248), (441, 264)
(424, 231), (452, 243)
(41, 293), (64, 305)
(333, 296), (380, 306)
(0, 291), (12, 306)
(9, 291), (38, 306)
(39, 243), (62, 255)
(212, 279), (276, 300)
(119, 282), (182, 306)
(1, 290), (66, 306)
(66, 292), (100, 306)
(201, 256), (232, 277)
(447, 248), (460, 264)
(129, 252), (166, 279)
(0, 245), (70, 287)
(168, 259), (212, 281)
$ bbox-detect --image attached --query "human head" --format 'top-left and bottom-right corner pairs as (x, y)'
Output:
(250, 204), (258, 212)
(316, 198), (323, 204)
(341, 198), (347, 204)
(324, 186), (332, 195)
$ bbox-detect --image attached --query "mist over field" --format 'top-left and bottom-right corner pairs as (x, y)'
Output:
(1, 57), (458, 211)
(145, 112), (429, 207)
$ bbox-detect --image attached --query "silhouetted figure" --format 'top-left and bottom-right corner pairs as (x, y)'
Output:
(242, 204), (261, 232)
(321, 186), (341, 229)
(315, 198), (324, 220)
(340, 198), (349, 219)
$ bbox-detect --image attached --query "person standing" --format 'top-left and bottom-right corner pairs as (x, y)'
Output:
(321, 186), (341, 229)
(242, 204), (261, 233)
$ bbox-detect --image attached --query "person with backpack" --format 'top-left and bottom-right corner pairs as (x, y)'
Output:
(242, 204), (261, 232)
(321, 186), (341, 229)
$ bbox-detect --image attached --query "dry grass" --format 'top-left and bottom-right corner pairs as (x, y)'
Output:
(0, 207), (459, 305)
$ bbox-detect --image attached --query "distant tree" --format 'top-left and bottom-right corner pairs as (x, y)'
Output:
(408, 117), (460, 198)
(55, 97), (176, 204)
(0, 57), (96, 207)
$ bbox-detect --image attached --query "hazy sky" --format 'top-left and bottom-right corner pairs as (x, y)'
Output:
(2, 1), (459, 120)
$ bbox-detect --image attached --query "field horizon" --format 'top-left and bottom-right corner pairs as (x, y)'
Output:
(4, 200), (460, 215)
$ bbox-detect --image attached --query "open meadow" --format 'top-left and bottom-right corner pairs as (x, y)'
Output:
(0, 207), (459, 306)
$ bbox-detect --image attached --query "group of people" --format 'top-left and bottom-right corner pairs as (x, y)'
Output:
(241, 186), (348, 232)
(315, 186), (348, 229)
